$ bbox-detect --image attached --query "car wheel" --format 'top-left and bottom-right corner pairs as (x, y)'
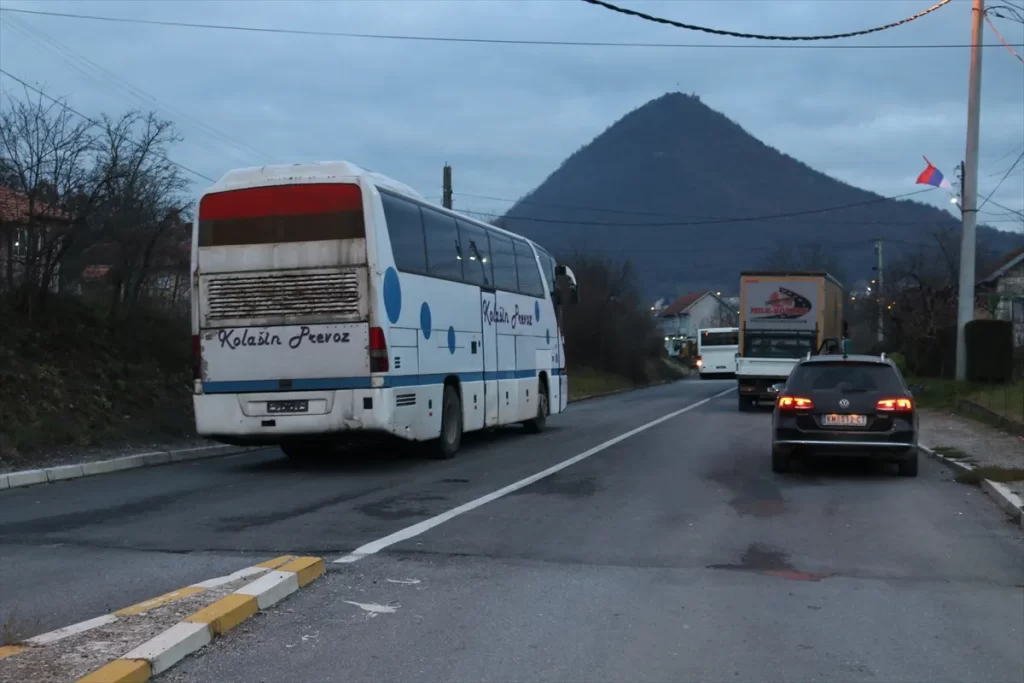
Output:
(897, 453), (918, 477)
(738, 395), (754, 412)
(771, 447), (790, 473)
(432, 384), (463, 459)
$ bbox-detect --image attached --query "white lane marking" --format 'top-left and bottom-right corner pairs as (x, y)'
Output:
(385, 578), (421, 585)
(334, 386), (734, 564)
(24, 613), (119, 646)
(344, 600), (398, 616)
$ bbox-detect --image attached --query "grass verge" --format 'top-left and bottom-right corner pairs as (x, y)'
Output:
(568, 358), (689, 402)
(0, 297), (194, 463)
(955, 466), (1024, 486)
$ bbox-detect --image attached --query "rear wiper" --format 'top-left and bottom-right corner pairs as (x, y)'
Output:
(842, 388), (870, 393)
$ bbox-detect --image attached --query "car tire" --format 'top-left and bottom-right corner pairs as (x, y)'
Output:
(771, 447), (790, 474)
(524, 381), (549, 434)
(897, 453), (918, 477)
(432, 384), (463, 459)
(738, 395), (754, 412)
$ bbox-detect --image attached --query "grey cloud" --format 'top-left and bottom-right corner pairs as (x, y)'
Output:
(1, 0), (1021, 224)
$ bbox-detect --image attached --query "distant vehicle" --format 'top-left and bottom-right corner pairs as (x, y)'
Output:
(735, 271), (845, 411)
(770, 353), (919, 477)
(190, 161), (578, 461)
(696, 327), (739, 379)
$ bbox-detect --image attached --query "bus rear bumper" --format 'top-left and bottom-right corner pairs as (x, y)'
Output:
(193, 389), (390, 444)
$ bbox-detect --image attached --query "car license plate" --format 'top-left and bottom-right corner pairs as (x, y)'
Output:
(267, 400), (309, 414)
(822, 413), (867, 427)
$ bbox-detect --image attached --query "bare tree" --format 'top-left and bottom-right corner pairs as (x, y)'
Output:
(887, 229), (960, 376)
(0, 87), (103, 312)
(758, 242), (847, 285)
(86, 111), (190, 320)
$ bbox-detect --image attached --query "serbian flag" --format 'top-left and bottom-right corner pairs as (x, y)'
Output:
(916, 156), (952, 190)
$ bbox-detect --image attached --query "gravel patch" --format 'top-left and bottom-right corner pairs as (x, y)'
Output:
(0, 571), (268, 683)
(919, 408), (1024, 499)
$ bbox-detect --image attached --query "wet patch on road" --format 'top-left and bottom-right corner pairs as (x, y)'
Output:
(706, 467), (787, 518)
(708, 543), (833, 582)
(509, 473), (599, 499)
(358, 494), (449, 521)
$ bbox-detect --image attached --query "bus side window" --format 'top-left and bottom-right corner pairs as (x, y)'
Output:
(456, 219), (494, 288)
(513, 240), (545, 298)
(380, 191), (427, 274)
(537, 249), (556, 295)
(488, 231), (519, 293)
(422, 208), (464, 281)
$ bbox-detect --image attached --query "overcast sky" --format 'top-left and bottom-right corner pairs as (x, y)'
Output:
(1, 0), (1021, 230)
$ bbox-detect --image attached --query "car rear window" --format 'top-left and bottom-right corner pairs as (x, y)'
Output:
(787, 362), (905, 393)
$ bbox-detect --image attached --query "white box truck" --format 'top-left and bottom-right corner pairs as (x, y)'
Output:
(736, 271), (845, 411)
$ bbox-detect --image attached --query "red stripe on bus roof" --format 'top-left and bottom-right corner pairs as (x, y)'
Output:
(199, 183), (362, 220)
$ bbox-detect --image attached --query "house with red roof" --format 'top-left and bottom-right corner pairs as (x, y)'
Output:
(0, 186), (74, 293)
(655, 290), (737, 355)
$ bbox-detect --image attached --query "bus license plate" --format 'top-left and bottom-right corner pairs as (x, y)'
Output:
(822, 414), (867, 427)
(267, 400), (309, 414)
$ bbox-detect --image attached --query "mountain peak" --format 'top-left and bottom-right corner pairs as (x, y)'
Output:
(502, 93), (1020, 297)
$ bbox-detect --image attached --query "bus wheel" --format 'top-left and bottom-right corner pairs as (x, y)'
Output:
(433, 384), (462, 459)
(281, 441), (323, 464)
(525, 381), (549, 434)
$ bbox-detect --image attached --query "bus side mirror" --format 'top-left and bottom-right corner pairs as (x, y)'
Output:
(555, 265), (579, 305)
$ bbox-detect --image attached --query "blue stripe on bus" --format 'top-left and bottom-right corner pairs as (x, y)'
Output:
(201, 368), (561, 394)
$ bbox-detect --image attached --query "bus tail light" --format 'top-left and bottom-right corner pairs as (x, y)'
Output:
(191, 334), (202, 381)
(369, 327), (389, 373)
(778, 396), (814, 410)
(695, 355), (703, 368)
(876, 397), (913, 412)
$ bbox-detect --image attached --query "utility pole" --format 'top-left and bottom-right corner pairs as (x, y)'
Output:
(442, 163), (453, 210)
(875, 239), (884, 345)
(955, 0), (985, 380)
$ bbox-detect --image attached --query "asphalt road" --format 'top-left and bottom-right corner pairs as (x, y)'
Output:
(3, 379), (1023, 682)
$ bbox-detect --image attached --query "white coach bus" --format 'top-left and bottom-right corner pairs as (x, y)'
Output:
(190, 161), (577, 460)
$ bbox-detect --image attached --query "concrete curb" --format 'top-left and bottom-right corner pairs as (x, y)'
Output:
(77, 556), (326, 682)
(919, 444), (1024, 527)
(0, 444), (265, 491)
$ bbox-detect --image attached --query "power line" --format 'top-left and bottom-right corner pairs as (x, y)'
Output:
(579, 0), (954, 41)
(461, 189), (952, 228)
(985, 10), (1024, 62)
(0, 68), (216, 183)
(978, 150), (1024, 212)
(1, 6), (1018, 50)
(0, 15), (272, 166)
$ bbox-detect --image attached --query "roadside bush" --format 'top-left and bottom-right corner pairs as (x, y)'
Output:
(559, 254), (661, 384)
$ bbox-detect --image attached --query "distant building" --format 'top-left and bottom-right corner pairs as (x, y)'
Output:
(656, 290), (737, 355)
(0, 186), (74, 293)
(978, 247), (1024, 347)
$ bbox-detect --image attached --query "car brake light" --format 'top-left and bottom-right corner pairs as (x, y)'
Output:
(778, 396), (814, 410)
(369, 327), (389, 373)
(191, 334), (202, 381)
(876, 397), (913, 412)
(695, 355), (703, 367)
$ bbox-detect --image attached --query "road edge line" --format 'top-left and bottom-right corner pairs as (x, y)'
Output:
(75, 557), (326, 682)
(334, 387), (735, 564)
(0, 445), (268, 491)
(920, 444), (1024, 527)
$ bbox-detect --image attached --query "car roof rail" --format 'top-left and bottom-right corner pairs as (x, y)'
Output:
(805, 351), (812, 360)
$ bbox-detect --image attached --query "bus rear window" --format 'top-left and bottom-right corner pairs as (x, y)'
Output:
(197, 183), (365, 247)
(701, 331), (738, 346)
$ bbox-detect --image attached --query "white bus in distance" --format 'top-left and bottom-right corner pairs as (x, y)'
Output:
(697, 327), (739, 379)
(190, 161), (578, 460)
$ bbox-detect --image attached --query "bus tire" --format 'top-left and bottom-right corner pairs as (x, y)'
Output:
(524, 379), (549, 434)
(281, 441), (322, 464)
(432, 384), (462, 459)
